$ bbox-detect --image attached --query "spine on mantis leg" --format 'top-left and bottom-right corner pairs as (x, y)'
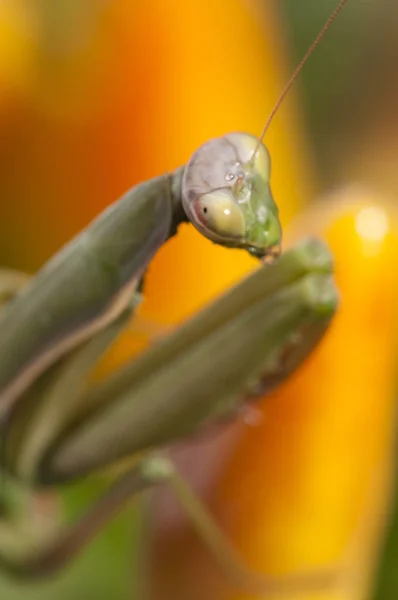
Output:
(0, 167), (185, 424)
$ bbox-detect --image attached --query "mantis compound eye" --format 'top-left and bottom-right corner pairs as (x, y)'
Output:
(195, 190), (246, 240)
(182, 132), (282, 260)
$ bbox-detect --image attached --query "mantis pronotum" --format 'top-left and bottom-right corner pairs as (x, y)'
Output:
(0, 0), (348, 594)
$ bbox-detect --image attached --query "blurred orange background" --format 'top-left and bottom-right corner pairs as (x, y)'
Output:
(1, 2), (398, 600)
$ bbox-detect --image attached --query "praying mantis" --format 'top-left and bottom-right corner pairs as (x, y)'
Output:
(0, 0), (349, 595)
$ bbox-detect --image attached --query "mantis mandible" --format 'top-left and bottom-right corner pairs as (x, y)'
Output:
(0, 0), (348, 594)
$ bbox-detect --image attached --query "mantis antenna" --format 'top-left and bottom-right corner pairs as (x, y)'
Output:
(252, 0), (349, 161)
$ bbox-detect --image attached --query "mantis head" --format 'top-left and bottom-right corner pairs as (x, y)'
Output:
(182, 0), (349, 261)
(182, 133), (282, 261)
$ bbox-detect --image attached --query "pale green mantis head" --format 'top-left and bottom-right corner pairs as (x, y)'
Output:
(182, 132), (282, 261)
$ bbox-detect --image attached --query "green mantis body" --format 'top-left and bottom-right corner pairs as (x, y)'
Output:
(0, 132), (336, 581)
(0, 0), (348, 591)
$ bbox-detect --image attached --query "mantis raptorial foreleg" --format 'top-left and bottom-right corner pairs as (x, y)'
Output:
(0, 240), (336, 594)
(0, 239), (338, 591)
